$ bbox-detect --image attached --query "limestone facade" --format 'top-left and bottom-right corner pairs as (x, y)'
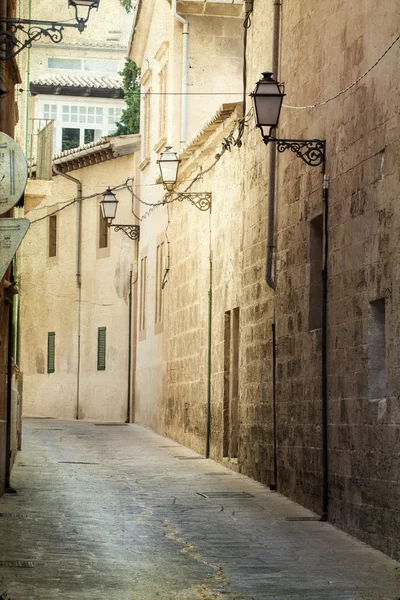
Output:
(0, 0), (24, 496)
(20, 136), (140, 421)
(130, 0), (400, 559)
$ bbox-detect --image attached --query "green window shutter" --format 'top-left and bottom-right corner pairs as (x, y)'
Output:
(47, 332), (55, 374)
(97, 327), (106, 370)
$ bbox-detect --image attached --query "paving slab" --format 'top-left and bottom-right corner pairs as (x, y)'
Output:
(0, 418), (398, 599)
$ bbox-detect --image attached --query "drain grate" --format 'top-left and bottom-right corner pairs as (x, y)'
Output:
(174, 456), (207, 460)
(0, 561), (35, 568)
(204, 472), (229, 476)
(0, 513), (30, 519)
(58, 461), (99, 465)
(94, 423), (129, 426)
(285, 517), (320, 522)
(197, 492), (254, 499)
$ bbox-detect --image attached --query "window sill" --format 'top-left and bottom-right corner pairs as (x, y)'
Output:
(154, 137), (167, 154)
(139, 156), (150, 171)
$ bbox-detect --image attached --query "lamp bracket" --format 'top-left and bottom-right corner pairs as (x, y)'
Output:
(266, 136), (325, 168)
(0, 18), (79, 60)
(164, 191), (211, 212)
(111, 224), (140, 241)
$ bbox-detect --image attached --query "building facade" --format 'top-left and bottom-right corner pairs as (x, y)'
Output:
(130, 0), (400, 560)
(0, 0), (25, 496)
(20, 134), (140, 421)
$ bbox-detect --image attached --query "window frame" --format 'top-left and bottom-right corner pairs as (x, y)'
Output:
(139, 251), (148, 340)
(47, 332), (55, 374)
(97, 327), (106, 371)
(155, 238), (165, 334)
(48, 215), (57, 258)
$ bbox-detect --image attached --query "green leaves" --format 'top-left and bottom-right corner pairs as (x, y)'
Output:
(114, 59), (141, 136)
(119, 0), (133, 13)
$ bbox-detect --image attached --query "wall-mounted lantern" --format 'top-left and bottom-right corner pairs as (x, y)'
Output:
(158, 146), (211, 212)
(251, 72), (325, 168)
(100, 187), (140, 241)
(0, 0), (100, 60)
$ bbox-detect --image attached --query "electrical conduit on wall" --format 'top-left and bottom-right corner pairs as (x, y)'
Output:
(52, 165), (82, 420)
(171, 0), (188, 149)
(265, 0), (281, 493)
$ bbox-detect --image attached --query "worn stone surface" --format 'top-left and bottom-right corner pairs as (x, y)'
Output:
(0, 419), (399, 599)
(131, 0), (400, 561)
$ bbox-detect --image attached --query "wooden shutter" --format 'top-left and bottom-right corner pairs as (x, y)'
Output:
(97, 327), (106, 370)
(47, 332), (55, 373)
(49, 216), (57, 257)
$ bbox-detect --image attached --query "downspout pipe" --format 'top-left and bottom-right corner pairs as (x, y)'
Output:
(171, 0), (188, 149)
(5, 296), (15, 493)
(52, 165), (82, 420)
(321, 168), (329, 521)
(126, 267), (133, 423)
(266, 0), (281, 290)
(266, 0), (281, 493)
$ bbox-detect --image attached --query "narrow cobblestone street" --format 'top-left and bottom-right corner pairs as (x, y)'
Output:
(0, 419), (398, 600)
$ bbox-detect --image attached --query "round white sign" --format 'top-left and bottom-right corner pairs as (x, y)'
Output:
(0, 132), (28, 217)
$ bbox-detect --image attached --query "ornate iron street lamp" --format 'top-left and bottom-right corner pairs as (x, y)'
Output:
(158, 146), (211, 212)
(251, 72), (325, 167)
(0, 0), (100, 61)
(100, 187), (140, 241)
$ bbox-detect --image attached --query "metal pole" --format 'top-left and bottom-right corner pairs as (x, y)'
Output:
(5, 297), (15, 493)
(126, 268), (132, 423)
(205, 207), (212, 458)
(321, 164), (329, 521)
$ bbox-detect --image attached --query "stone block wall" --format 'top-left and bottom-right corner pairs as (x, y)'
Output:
(133, 0), (400, 559)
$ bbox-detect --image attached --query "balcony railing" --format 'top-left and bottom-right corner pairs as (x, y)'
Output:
(28, 118), (54, 180)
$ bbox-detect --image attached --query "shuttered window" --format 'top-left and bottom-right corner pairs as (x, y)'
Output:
(99, 206), (108, 249)
(47, 332), (55, 374)
(97, 327), (106, 370)
(49, 215), (57, 257)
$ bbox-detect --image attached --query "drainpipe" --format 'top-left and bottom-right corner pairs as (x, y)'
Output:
(171, 0), (188, 148)
(266, 0), (281, 492)
(126, 266), (133, 423)
(24, 0), (32, 156)
(5, 296), (15, 493)
(205, 207), (212, 458)
(52, 165), (82, 420)
(321, 168), (329, 521)
(266, 0), (281, 289)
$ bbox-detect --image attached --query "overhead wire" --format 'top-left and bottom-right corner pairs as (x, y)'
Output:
(283, 32), (400, 110)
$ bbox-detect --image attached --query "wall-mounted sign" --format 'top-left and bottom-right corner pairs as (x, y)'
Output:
(0, 219), (30, 280)
(0, 133), (28, 216)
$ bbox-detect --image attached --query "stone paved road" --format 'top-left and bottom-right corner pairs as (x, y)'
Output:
(0, 419), (399, 600)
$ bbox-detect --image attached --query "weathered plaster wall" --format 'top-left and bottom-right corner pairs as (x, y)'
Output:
(20, 154), (136, 421)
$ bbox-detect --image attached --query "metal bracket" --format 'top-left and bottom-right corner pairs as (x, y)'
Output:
(266, 136), (325, 167)
(111, 224), (140, 241)
(0, 18), (79, 61)
(164, 191), (211, 211)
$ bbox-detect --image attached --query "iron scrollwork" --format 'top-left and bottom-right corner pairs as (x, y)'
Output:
(0, 19), (77, 61)
(266, 136), (325, 168)
(112, 224), (140, 241)
(165, 191), (212, 212)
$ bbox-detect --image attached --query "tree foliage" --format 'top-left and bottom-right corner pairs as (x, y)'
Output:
(114, 59), (141, 136)
(119, 0), (133, 12)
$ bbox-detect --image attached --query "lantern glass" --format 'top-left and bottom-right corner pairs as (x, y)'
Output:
(158, 146), (180, 188)
(251, 72), (285, 136)
(100, 188), (118, 222)
(68, 0), (100, 30)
